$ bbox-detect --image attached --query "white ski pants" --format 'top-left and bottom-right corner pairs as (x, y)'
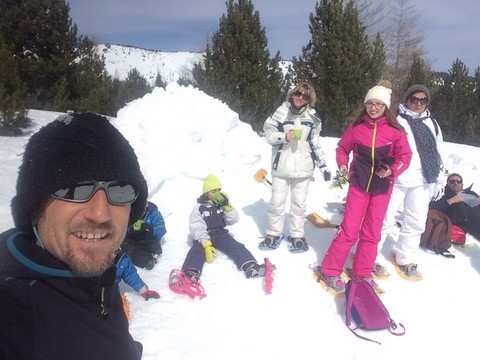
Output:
(379, 183), (431, 265)
(266, 176), (310, 238)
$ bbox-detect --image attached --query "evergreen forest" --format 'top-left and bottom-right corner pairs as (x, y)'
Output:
(0, 0), (479, 146)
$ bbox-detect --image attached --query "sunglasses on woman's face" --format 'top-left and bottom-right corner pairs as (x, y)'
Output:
(408, 96), (429, 105)
(448, 179), (462, 185)
(293, 90), (310, 102)
(52, 180), (138, 204)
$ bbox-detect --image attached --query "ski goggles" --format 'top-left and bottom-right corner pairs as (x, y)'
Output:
(52, 180), (138, 205)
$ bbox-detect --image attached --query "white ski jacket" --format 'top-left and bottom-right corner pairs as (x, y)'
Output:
(263, 101), (327, 179)
(394, 103), (445, 187)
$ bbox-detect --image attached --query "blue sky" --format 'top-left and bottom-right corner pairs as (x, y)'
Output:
(68, 0), (479, 73)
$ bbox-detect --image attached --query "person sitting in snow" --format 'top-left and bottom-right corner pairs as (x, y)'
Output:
(115, 249), (160, 301)
(122, 200), (166, 270)
(169, 174), (273, 299)
(429, 173), (480, 240)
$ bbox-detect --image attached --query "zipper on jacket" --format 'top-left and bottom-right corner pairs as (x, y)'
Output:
(100, 287), (109, 319)
(365, 121), (378, 192)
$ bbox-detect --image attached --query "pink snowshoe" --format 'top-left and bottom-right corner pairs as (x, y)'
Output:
(168, 269), (206, 300)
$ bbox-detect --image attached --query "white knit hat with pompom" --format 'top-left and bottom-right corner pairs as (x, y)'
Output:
(364, 80), (392, 108)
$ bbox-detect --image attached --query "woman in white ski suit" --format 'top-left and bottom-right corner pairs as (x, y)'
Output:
(379, 84), (445, 279)
(263, 83), (330, 250)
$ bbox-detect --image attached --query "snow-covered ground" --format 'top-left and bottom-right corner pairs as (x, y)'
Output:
(2, 83), (480, 359)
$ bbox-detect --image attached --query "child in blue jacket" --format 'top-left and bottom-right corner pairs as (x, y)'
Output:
(115, 250), (160, 300)
(122, 201), (167, 270)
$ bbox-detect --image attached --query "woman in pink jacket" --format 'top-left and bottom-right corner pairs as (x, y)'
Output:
(315, 81), (412, 294)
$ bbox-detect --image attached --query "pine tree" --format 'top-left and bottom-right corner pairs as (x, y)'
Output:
(0, 34), (29, 134)
(0, 0), (77, 109)
(119, 68), (152, 106)
(0, 0), (108, 114)
(432, 59), (477, 144)
(192, 0), (287, 132)
(472, 66), (480, 142)
(404, 55), (433, 90)
(293, 0), (385, 135)
(154, 72), (167, 89)
(67, 38), (112, 114)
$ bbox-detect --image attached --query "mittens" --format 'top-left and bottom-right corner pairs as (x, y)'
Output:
(139, 287), (160, 301)
(202, 240), (218, 263)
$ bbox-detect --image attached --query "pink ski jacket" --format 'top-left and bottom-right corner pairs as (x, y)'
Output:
(336, 116), (412, 194)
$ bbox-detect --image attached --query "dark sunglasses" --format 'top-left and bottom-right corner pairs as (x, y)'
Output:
(408, 96), (429, 105)
(448, 179), (463, 185)
(52, 180), (138, 204)
(293, 90), (311, 102)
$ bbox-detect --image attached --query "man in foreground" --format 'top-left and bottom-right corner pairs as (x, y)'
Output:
(0, 112), (148, 359)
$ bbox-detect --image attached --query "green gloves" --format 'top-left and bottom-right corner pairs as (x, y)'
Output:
(202, 240), (217, 263)
(133, 219), (144, 231)
(131, 219), (153, 240)
(214, 192), (233, 212)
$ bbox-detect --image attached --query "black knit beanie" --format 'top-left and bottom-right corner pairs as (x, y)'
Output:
(11, 112), (148, 235)
(403, 84), (431, 105)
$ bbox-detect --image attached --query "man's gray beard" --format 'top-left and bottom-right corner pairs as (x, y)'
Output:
(66, 248), (114, 277)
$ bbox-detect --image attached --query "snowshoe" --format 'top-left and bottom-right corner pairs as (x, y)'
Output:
(388, 253), (423, 281)
(312, 265), (345, 297)
(259, 234), (284, 250)
(287, 236), (309, 253)
(168, 269), (206, 299)
(263, 258), (274, 295)
(361, 277), (386, 295)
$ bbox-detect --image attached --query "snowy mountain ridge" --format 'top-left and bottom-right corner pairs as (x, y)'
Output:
(97, 43), (204, 85)
(97, 43), (292, 86)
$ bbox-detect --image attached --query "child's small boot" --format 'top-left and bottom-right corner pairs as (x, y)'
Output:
(242, 260), (276, 278)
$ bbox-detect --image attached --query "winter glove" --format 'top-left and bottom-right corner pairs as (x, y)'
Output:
(140, 286), (160, 301)
(133, 219), (145, 231)
(318, 164), (332, 182)
(132, 220), (153, 239)
(202, 240), (218, 263)
(432, 183), (445, 201)
(214, 192), (233, 212)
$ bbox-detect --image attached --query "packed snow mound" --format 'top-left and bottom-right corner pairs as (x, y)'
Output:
(113, 83), (270, 202)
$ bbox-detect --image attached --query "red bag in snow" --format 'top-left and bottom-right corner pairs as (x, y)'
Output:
(451, 225), (466, 245)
